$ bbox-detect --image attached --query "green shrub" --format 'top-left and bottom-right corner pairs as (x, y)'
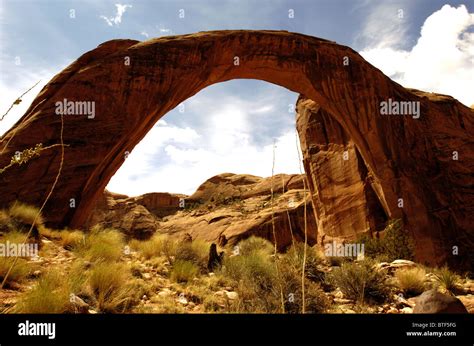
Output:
(89, 262), (134, 313)
(8, 202), (44, 226)
(383, 220), (414, 261)
(358, 219), (414, 262)
(221, 251), (276, 291)
(329, 259), (392, 304)
(14, 270), (70, 313)
(278, 259), (329, 314)
(395, 267), (426, 297)
(433, 266), (460, 293)
(0, 257), (30, 286)
(76, 226), (124, 262)
(60, 230), (85, 250)
(174, 240), (209, 270)
(282, 243), (325, 283)
(170, 260), (199, 283)
(220, 246), (329, 313)
(236, 236), (274, 257)
(130, 233), (177, 260)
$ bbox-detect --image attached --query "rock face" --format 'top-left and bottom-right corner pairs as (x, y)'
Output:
(169, 173), (317, 249)
(134, 193), (185, 218)
(296, 97), (387, 244)
(295, 94), (474, 270)
(85, 190), (183, 239)
(86, 191), (157, 239)
(88, 173), (316, 249)
(0, 30), (472, 269)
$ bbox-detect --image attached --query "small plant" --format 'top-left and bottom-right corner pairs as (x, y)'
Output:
(60, 230), (84, 250)
(89, 262), (134, 313)
(0, 257), (30, 287)
(8, 202), (43, 226)
(358, 219), (414, 262)
(0, 231), (33, 287)
(236, 236), (274, 257)
(395, 267), (426, 297)
(283, 243), (325, 283)
(129, 233), (176, 260)
(75, 226), (124, 262)
(170, 260), (199, 283)
(173, 240), (209, 270)
(433, 266), (460, 293)
(328, 259), (391, 304)
(203, 294), (224, 312)
(14, 270), (70, 313)
(278, 258), (329, 314)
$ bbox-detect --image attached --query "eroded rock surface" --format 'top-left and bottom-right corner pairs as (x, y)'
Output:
(296, 94), (473, 270)
(86, 190), (185, 239)
(163, 173), (317, 249)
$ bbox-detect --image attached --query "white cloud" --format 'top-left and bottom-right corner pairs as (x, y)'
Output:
(107, 125), (302, 197)
(360, 5), (474, 107)
(140, 31), (149, 38)
(100, 4), (132, 27)
(156, 25), (173, 36)
(0, 67), (64, 136)
(107, 92), (302, 196)
(355, 1), (410, 49)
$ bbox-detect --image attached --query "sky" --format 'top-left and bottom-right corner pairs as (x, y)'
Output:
(0, 0), (473, 196)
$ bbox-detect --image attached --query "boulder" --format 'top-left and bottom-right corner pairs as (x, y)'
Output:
(413, 289), (468, 314)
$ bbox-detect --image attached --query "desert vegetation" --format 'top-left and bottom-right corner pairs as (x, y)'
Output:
(0, 203), (472, 314)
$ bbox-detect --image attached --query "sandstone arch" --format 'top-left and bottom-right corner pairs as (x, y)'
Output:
(0, 30), (472, 269)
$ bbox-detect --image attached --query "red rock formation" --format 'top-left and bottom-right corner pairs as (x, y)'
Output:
(86, 190), (159, 239)
(296, 97), (387, 244)
(134, 192), (185, 217)
(0, 30), (472, 269)
(296, 93), (474, 270)
(157, 173), (317, 250)
(87, 174), (316, 249)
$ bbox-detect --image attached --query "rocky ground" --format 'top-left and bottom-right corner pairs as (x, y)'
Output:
(1, 231), (473, 314)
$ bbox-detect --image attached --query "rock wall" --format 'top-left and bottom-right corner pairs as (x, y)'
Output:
(296, 97), (387, 244)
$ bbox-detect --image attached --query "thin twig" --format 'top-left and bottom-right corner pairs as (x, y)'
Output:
(1, 114), (65, 289)
(295, 130), (308, 313)
(282, 174), (296, 249)
(270, 140), (285, 313)
(0, 80), (41, 121)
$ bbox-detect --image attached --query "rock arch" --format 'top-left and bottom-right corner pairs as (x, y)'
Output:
(0, 31), (472, 269)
